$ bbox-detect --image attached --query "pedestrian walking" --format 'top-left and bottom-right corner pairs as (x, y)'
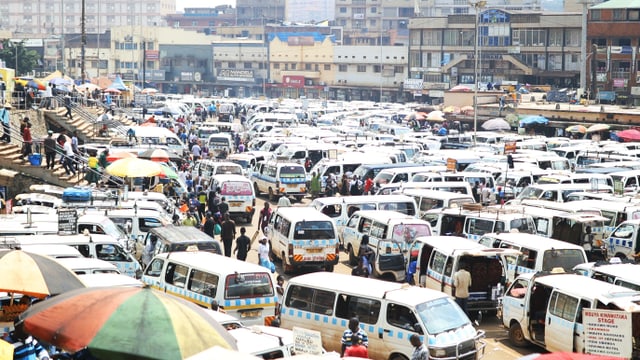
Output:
(277, 195), (291, 208)
(341, 317), (369, 357)
(233, 226), (251, 261)
(43, 130), (56, 169)
(409, 334), (428, 360)
(203, 212), (215, 238)
(182, 211), (198, 227)
(85, 150), (100, 185)
(257, 236), (275, 273)
(310, 172), (321, 199)
(257, 202), (272, 235)
(220, 213), (236, 257)
(61, 136), (75, 176)
(0, 102), (10, 143)
(64, 94), (73, 119)
(453, 262), (472, 316)
(219, 196), (229, 217)
(275, 275), (285, 315)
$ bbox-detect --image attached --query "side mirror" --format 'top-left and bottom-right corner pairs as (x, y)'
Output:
(413, 323), (424, 335)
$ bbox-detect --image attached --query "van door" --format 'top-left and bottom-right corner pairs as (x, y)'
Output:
(502, 277), (530, 341)
(342, 214), (364, 265)
(381, 302), (422, 356)
(544, 290), (579, 352)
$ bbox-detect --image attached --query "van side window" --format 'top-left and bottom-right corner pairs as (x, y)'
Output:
(285, 285), (335, 316)
(323, 205), (341, 218)
(166, 263), (189, 288)
(612, 223), (634, 238)
(146, 258), (164, 277)
(359, 218), (372, 233)
(96, 244), (127, 262)
(387, 303), (420, 333)
(466, 218), (494, 236)
(74, 245), (91, 257)
(188, 269), (219, 298)
(516, 248), (537, 270)
(278, 218), (292, 237)
(549, 291), (579, 322)
(139, 217), (162, 233)
(336, 294), (380, 325)
(429, 252), (447, 275)
(346, 214), (360, 228)
(370, 222), (387, 239)
(575, 299), (591, 324)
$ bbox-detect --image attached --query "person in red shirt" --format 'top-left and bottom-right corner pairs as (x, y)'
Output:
(363, 177), (374, 195)
(21, 121), (33, 160)
(344, 334), (369, 358)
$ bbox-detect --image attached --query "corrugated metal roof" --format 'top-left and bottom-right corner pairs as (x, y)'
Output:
(591, 0), (640, 9)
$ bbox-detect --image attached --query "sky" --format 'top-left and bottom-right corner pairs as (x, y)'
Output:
(176, 0), (235, 12)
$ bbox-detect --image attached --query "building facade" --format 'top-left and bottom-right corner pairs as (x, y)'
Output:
(332, 45), (407, 102)
(0, 0), (172, 36)
(587, 0), (640, 104)
(213, 40), (268, 98)
(267, 32), (335, 99)
(164, 6), (237, 34)
(408, 10), (582, 102)
(236, 0), (286, 26)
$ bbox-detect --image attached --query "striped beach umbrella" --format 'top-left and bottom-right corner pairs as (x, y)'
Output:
(0, 249), (85, 298)
(19, 286), (237, 359)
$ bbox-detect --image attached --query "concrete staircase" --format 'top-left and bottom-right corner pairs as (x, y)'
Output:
(0, 142), (89, 188)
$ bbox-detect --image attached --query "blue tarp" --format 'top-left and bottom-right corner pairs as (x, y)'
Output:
(519, 115), (548, 127)
(108, 75), (128, 91)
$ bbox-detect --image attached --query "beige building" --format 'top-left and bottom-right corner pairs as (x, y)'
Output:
(268, 32), (335, 98)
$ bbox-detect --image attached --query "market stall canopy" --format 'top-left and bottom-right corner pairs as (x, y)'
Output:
(482, 118), (511, 131)
(519, 115), (548, 127)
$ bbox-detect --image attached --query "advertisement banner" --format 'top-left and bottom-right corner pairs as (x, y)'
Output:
(283, 75), (305, 88)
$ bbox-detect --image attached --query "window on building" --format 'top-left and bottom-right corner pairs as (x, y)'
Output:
(244, 62), (252, 69)
(548, 29), (563, 47)
(228, 62), (236, 69)
(629, 10), (640, 21)
(338, 64), (348, 72)
(373, 64), (381, 73)
(422, 30), (440, 46)
(613, 9), (625, 20)
(273, 63), (280, 69)
(339, 7), (347, 13)
(315, 64), (319, 71)
(394, 65), (404, 74)
(591, 10), (601, 21)
(305, 63), (312, 70)
(324, 64), (331, 70)
(371, 7), (377, 13)
(565, 30), (580, 47)
(291, 63), (297, 70)
(357, 65), (366, 72)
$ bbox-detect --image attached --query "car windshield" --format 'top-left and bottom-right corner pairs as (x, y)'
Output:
(417, 297), (470, 334)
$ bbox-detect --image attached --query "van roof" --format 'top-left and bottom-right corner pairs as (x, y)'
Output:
(18, 244), (83, 258)
(400, 189), (474, 200)
(414, 235), (521, 256)
(482, 232), (585, 250)
(288, 272), (448, 306)
(587, 263), (640, 281)
(56, 257), (119, 271)
(12, 233), (122, 245)
(149, 225), (219, 244)
(349, 210), (422, 223)
(154, 251), (272, 274)
(273, 207), (333, 221)
(229, 326), (295, 355)
(527, 273), (640, 303)
(78, 273), (144, 288)
(310, 194), (415, 206)
(211, 174), (252, 183)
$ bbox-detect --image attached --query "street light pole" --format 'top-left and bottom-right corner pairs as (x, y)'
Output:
(470, 0), (486, 145)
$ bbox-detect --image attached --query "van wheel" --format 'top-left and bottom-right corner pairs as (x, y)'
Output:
(325, 265), (334, 272)
(615, 253), (627, 260)
(389, 355), (408, 360)
(268, 188), (276, 202)
(270, 242), (280, 262)
(508, 322), (528, 347)
(253, 183), (261, 196)
(348, 245), (357, 266)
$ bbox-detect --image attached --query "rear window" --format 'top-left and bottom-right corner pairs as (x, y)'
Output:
(225, 272), (274, 299)
(221, 181), (252, 196)
(280, 166), (306, 178)
(170, 241), (222, 255)
(293, 221), (335, 240)
(541, 249), (586, 272)
(215, 165), (242, 175)
(378, 201), (416, 216)
(392, 224), (431, 242)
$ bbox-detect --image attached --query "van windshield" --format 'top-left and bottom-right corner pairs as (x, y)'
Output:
(97, 219), (127, 240)
(541, 249), (586, 272)
(392, 224), (431, 243)
(221, 181), (252, 196)
(209, 138), (230, 148)
(417, 297), (470, 334)
(225, 272), (274, 299)
(215, 166), (242, 175)
(294, 221), (335, 240)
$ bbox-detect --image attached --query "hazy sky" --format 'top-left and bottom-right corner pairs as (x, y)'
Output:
(176, 0), (235, 12)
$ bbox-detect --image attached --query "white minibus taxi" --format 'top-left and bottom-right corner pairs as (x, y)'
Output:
(251, 161), (307, 201)
(281, 272), (486, 360)
(502, 272), (640, 357)
(309, 194), (418, 241)
(414, 236), (519, 316)
(342, 210), (432, 282)
(130, 126), (186, 156)
(56, 257), (120, 275)
(401, 188), (475, 217)
(267, 207), (339, 273)
(478, 232), (588, 284)
(573, 261), (640, 291)
(210, 174), (256, 224)
(143, 251), (277, 325)
(605, 219), (640, 260)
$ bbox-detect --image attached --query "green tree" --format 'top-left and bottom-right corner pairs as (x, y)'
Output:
(0, 39), (41, 76)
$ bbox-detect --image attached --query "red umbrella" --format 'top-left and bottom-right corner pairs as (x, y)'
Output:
(616, 129), (640, 142)
(106, 151), (137, 163)
(450, 85), (472, 92)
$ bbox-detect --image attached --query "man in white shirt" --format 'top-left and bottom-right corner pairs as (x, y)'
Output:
(62, 137), (76, 176)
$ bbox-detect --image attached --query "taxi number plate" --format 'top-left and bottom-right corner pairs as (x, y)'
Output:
(229, 201), (243, 207)
(307, 248), (323, 253)
(287, 184), (298, 188)
(240, 310), (262, 318)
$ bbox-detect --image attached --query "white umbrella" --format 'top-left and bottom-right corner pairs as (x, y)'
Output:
(482, 118), (511, 131)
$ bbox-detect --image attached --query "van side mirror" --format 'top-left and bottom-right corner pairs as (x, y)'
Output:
(413, 323), (423, 335)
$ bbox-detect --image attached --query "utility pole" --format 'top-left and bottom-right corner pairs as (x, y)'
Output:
(579, 0), (592, 92)
(81, 0), (86, 83)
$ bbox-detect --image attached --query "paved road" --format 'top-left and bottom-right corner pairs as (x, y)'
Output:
(230, 194), (541, 360)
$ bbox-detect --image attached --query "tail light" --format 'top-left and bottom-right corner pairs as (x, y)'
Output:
(335, 243), (340, 256)
(288, 244), (293, 257)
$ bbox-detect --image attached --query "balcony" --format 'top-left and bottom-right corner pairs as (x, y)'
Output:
(280, 70), (321, 79)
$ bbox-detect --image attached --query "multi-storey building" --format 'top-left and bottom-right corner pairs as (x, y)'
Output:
(587, 1), (640, 104)
(212, 40), (268, 98)
(333, 45), (407, 102)
(0, 0), (172, 37)
(236, 0), (286, 26)
(164, 6), (237, 33)
(267, 32), (335, 99)
(408, 10), (582, 102)
(285, 0), (336, 23)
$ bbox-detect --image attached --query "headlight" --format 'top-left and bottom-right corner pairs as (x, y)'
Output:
(429, 348), (447, 357)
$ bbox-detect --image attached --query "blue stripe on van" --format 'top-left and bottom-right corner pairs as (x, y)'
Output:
(290, 239), (338, 247)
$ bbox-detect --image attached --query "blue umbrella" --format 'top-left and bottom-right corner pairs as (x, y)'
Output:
(519, 115), (548, 127)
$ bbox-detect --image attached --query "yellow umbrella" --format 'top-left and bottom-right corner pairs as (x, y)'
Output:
(105, 157), (163, 178)
(566, 124), (587, 134)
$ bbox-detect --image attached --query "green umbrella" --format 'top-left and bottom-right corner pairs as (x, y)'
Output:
(159, 163), (178, 179)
